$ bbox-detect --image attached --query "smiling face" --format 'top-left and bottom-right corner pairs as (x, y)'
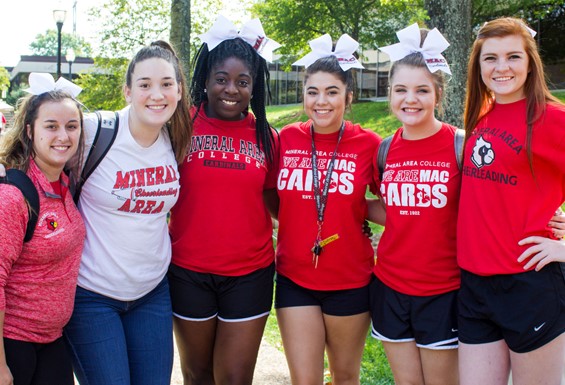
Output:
(124, 57), (181, 131)
(480, 34), (529, 104)
(29, 99), (81, 181)
(389, 65), (439, 133)
(303, 71), (351, 134)
(205, 56), (253, 121)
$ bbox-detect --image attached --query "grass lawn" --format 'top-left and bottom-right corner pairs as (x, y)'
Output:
(263, 90), (565, 384)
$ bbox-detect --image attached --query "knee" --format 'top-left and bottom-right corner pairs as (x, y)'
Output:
(329, 369), (361, 385)
(182, 367), (214, 385)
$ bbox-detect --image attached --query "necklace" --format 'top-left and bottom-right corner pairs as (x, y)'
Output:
(310, 121), (345, 268)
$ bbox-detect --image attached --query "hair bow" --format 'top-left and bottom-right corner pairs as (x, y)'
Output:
(293, 34), (364, 71)
(25, 72), (82, 97)
(379, 23), (451, 75)
(481, 21), (537, 38)
(198, 15), (281, 62)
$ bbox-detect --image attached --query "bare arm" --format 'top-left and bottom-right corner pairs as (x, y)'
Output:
(366, 198), (386, 226)
(263, 188), (279, 220)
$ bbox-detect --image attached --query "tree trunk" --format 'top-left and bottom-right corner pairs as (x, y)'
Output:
(170, 0), (191, 82)
(424, 0), (472, 129)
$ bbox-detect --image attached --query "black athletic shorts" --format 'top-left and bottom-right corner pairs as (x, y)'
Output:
(369, 275), (458, 349)
(168, 262), (275, 322)
(458, 263), (565, 353)
(274, 273), (370, 316)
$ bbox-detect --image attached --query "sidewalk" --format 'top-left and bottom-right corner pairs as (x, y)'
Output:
(171, 337), (291, 385)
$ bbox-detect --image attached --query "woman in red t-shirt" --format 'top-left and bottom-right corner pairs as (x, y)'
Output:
(458, 17), (565, 385)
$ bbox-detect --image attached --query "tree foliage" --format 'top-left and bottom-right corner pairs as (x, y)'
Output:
(0, 67), (10, 93)
(29, 30), (93, 57)
(251, 0), (427, 62)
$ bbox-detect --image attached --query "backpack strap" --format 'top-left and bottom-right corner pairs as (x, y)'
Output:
(454, 128), (465, 171)
(377, 135), (393, 180)
(0, 169), (40, 242)
(73, 111), (119, 203)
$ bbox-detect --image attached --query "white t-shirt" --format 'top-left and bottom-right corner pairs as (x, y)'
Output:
(77, 106), (180, 300)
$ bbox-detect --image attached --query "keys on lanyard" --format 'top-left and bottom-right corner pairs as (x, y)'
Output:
(311, 231), (340, 268)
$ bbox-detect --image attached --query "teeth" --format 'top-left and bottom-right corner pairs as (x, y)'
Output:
(147, 105), (166, 110)
(403, 108), (419, 112)
(316, 110), (331, 114)
(222, 100), (237, 105)
(53, 146), (69, 151)
(494, 76), (512, 81)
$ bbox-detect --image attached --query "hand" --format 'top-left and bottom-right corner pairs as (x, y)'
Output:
(0, 363), (13, 385)
(548, 207), (565, 239)
(362, 220), (373, 238)
(0, 164), (5, 177)
(517, 236), (565, 271)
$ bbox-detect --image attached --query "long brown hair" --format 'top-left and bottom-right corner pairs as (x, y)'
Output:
(0, 90), (85, 181)
(464, 17), (561, 170)
(126, 41), (192, 164)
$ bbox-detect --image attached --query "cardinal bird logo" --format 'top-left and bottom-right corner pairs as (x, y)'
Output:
(45, 217), (58, 231)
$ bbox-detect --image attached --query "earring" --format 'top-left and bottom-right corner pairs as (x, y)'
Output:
(250, 94), (254, 99)
(204, 88), (207, 93)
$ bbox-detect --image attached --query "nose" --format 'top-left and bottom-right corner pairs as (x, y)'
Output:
(56, 126), (71, 141)
(150, 87), (165, 100)
(495, 59), (510, 72)
(224, 81), (238, 95)
(405, 90), (417, 103)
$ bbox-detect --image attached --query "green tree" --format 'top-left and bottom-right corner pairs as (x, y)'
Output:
(29, 30), (92, 57)
(251, 0), (427, 62)
(0, 67), (10, 95)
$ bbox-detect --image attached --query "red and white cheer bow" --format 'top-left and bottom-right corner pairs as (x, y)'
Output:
(293, 33), (364, 71)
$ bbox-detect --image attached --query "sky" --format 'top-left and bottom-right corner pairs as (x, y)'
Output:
(1, 0), (252, 68)
(1, 0), (102, 67)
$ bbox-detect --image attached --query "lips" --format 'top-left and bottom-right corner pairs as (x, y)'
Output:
(147, 105), (167, 110)
(402, 108), (420, 113)
(315, 109), (332, 115)
(493, 76), (513, 82)
(221, 99), (237, 106)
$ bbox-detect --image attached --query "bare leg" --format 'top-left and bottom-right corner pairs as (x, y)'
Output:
(382, 341), (424, 385)
(420, 348), (458, 385)
(277, 306), (326, 385)
(510, 333), (565, 385)
(459, 340), (510, 385)
(324, 312), (370, 385)
(213, 315), (269, 385)
(173, 316), (217, 385)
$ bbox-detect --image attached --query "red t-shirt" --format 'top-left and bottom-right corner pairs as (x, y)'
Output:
(276, 120), (381, 290)
(374, 123), (461, 296)
(169, 106), (278, 276)
(458, 100), (565, 275)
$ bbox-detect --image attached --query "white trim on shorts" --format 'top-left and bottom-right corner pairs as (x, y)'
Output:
(218, 310), (270, 323)
(173, 312), (218, 322)
(416, 337), (459, 350)
(371, 326), (414, 343)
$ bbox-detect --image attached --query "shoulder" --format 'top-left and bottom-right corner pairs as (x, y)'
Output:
(347, 121), (382, 144)
(280, 121), (308, 137)
(0, 183), (28, 220)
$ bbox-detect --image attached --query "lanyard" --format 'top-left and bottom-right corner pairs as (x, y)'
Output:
(310, 121), (345, 267)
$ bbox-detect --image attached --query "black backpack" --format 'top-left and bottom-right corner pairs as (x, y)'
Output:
(72, 111), (119, 203)
(0, 169), (40, 242)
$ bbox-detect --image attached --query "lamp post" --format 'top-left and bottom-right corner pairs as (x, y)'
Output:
(53, 8), (67, 79)
(66, 48), (76, 80)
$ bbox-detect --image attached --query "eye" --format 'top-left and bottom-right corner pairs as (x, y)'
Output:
(66, 123), (80, 131)
(483, 56), (496, 62)
(307, 90), (318, 96)
(509, 54), (522, 60)
(238, 80), (249, 87)
(393, 88), (406, 93)
(417, 89), (430, 94)
(328, 90), (339, 96)
(215, 77), (226, 84)
(45, 124), (57, 130)
(163, 81), (175, 87)
(139, 83), (150, 89)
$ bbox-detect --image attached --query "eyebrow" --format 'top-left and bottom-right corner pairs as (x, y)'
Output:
(392, 84), (431, 88)
(213, 70), (252, 78)
(306, 85), (341, 91)
(481, 50), (524, 56)
(135, 76), (175, 81)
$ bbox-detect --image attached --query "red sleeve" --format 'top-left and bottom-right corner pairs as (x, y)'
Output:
(0, 185), (28, 309)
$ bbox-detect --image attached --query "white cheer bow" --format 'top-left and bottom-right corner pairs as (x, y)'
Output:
(25, 72), (82, 97)
(293, 34), (364, 71)
(198, 15), (281, 62)
(379, 23), (451, 75)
